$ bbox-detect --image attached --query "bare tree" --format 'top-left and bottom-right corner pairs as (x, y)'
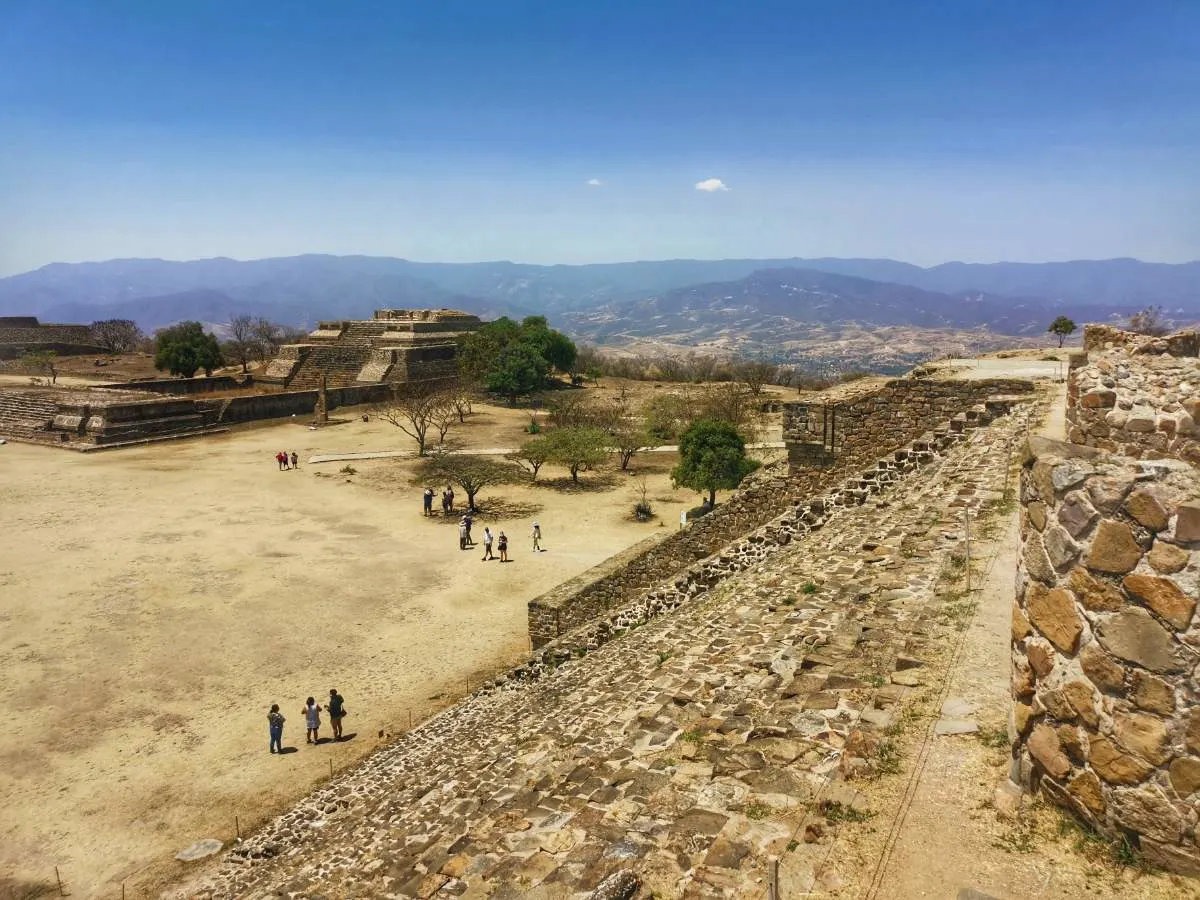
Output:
(252, 318), (285, 362)
(225, 314), (258, 373)
(89, 319), (145, 354)
(450, 392), (473, 423)
(733, 358), (778, 397)
(1128, 305), (1171, 337)
(377, 388), (453, 456)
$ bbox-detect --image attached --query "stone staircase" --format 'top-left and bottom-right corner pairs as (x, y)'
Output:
(186, 398), (1043, 900)
(0, 392), (66, 443)
(286, 322), (396, 390)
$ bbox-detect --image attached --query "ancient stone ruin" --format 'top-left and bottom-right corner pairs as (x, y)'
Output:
(0, 315), (101, 359)
(1012, 325), (1200, 874)
(258, 308), (481, 391)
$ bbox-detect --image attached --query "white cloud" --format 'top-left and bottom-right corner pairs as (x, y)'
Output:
(695, 177), (729, 193)
(585, 178), (603, 187)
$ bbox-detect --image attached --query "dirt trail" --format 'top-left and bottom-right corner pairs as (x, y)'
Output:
(0, 403), (703, 897)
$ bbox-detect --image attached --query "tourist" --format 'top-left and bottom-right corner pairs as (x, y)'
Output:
(281, 450), (291, 471)
(446, 485), (455, 513)
(497, 530), (509, 562)
(290, 451), (299, 469)
(268, 704), (285, 753)
(302, 696), (322, 744)
(463, 513), (473, 546)
(275, 451), (286, 471)
(458, 517), (469, 551)
(531, 521), (542, 552)
(423, 487), (434, 517)
(481, 527), (495, 561)
(441, 490), (450, 516)
(328, 689), (346, 741)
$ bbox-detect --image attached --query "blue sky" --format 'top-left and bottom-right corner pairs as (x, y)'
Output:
(1, 1), (1197, 275)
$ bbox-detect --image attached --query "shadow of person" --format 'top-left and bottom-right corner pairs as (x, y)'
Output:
(278, 746), (299, 754)
(314, 736), (335, 745)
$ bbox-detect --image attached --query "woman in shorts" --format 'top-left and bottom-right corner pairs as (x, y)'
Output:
(302, 696), (322, 744)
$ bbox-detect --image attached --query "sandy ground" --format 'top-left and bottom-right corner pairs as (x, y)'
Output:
(0, 398), (738, 898)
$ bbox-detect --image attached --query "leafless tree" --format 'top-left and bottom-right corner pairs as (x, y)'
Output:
(733, 358), (778, 397)
(1128, 305), (1171, 337)
(377, 388), (454, 456)
(450, 392), (474, 423)
(252, 318), (285, 361)
(225, 314), (258, 373)
(89, 319), (145, 354)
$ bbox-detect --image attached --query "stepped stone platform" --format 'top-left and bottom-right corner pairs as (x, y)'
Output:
(260, 309), (481, 391)
(0, 315), (101, 359)
(182, 394), (1041, 899)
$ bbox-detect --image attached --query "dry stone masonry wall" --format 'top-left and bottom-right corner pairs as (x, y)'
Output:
(1013, 325), (1200, 876)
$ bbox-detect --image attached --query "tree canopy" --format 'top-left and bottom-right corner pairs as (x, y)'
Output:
(671, 419), (759, 507)
(1047, 316), (1077, 348)
(153, 321), (224, 378)
(89, 319), (145, 354)
(457, 315), (576, 399)
(416, 454), (521, 512)
(541, 426), (609, 483)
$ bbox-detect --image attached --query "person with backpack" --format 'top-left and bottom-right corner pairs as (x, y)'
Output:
(302, 696), (322, 744)
(268, 704), (285, 753)
(328, 689), (347, 741)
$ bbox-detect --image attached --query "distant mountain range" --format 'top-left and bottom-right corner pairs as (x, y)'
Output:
(0, 254), (1195, 368)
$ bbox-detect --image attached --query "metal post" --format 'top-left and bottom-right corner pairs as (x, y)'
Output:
(767, 855), (779, 900)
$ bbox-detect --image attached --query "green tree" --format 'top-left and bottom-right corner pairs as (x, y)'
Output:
(457, 317), (521, 386)
(487, 343), (549, 403)
(20, 349), (58, 384)
(416, 454), (521, 512)
(1047, 316), (1077, 348)
(671, 419), (759, 507)
(508, 437), (551, 479)
(154, 321), (223, 378)
(542, 426), (609, 483)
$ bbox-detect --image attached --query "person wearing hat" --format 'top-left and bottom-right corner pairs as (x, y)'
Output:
(458, 516), (469, 550)
(531, 521), (542, 552)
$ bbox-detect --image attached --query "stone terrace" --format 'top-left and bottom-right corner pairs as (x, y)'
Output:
(183, 396), (1042, 899)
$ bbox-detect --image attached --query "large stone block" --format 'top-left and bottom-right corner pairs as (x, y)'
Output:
(1022, 532), (1056, 585)
(1085, 520), (1143, 574)
(1058, 492), (1099, 540)
(1061, 681), (1100, 728)
(1110, 786), (1185, 844)
(1043, 525), (1081, 572)
(1095, 608), (1185, 674)
(1147, 541), (1189, 574)
(1187, 709), (1200, 755)
(1088, 734), (1153, 785)
(1112, 711), (1173, 766)
(1080, 642), (1126, 694)
(1122, 573), (1196, 631)
(1168, 757), (1200, 798)
(1067, 567), (1124, 612)
(1011, 603), (1032, 642)
(1027, 723), (1071, 780)
(1176, 500), (1200, 543)
(1067, 769), (1106, 817)
(1124, 488), (1169, 532)
(1025, 585), (1083, 654)
(1130, 670), (1176, 716)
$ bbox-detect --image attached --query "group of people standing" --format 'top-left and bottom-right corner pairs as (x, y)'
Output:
(274, 450), (300, 470)
(423, 485), (545, 561)
(423, 485), (456, 516)
(267, 688), (347, 753)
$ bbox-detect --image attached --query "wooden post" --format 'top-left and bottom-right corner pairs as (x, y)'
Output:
(767, 855), (779, 900)
(964, 506), (972, 594)
(55, 866), (64, 897)
(235, 815), (241, 839)
(408, 709), (413, 729)
(329, 758), (334, 778)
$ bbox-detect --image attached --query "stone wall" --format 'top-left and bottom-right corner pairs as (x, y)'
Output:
(217, 383), (391, 423)
(782, 377), (1034, 470)
(1083, 324), (1200, 358)
(529, 382), (1033, 648)
(1012, 436), (1200, 874)
(1067, 341), (1200, 466)
(95, 375), (251, 395)
(0, 318), (100, 358)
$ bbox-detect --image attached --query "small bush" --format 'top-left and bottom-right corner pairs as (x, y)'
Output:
(801, 582), (817, 595)
(339, 464), (357, 475)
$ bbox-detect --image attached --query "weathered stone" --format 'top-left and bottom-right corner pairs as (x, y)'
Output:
(1126, 406), (1157, 432)
(1038, 686), (1076, 722)
(588, 869), (641, 900)
(1095, 607), (1185, 674)
(1011, 604), (1031, 642)
(1168, 757), (1200, 798)
(993, 778), (1023, 820)
(1087, 476), (1133, 514)
(1124, 488), (1170, 532)
(1025, 585), (1082, 653)
(1060, 681), (1100, 728)
(1011, 655), (1034, 699)
(1080, 642), (1126, 694)
(1088, 734), (1154, 785)
(1176, 500), (1200, 542)
(1085, 520), (1143, 574)
(1130, 670), (1175, 715)
(1123, 573), (1195, 630)
(1012, 701), (1035, 737)
(1057, 724), (1085, 763)
(1067, 567), (1124, 612)
(1025, 641), (1056, 678)
(1027, 724), (1071, 780)
(1137, 839), (1200, 878)
(1080, 389), (1117, 409)
(176, 839), (223, 862)
(1113, 711), (1172, 766)
(1110, 786), (1184, 843)
(1058, 492), (1099, 539)
(703, 837), (750, 869)
(1043, 525), (1080, 572)
(671, 808), (729, 837)
(1022, 532), (1056, 585)
(1147, 541), (1189, 574)
(1067, 769), (1106, 817)
(1027, 501), (1047, 531)
(1188, 709), (1200, 755)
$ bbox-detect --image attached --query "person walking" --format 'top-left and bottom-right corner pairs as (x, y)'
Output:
(302, 696), (322, 744)
(463, 513), (473, 547)
(290, 451), (299, 470)
(275, 451), (286, 471)
(281, 450), (291, 470)
(423, 487), (434, 517)
(481, 527), (495, 561)
(531, 521), (542, 552)
(497, 530), (509, 562)
(446, 485), (455, 514)
(268, 704), (285, 753)
(458, 517), (469, 551)
(328, 688), (346, 741)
